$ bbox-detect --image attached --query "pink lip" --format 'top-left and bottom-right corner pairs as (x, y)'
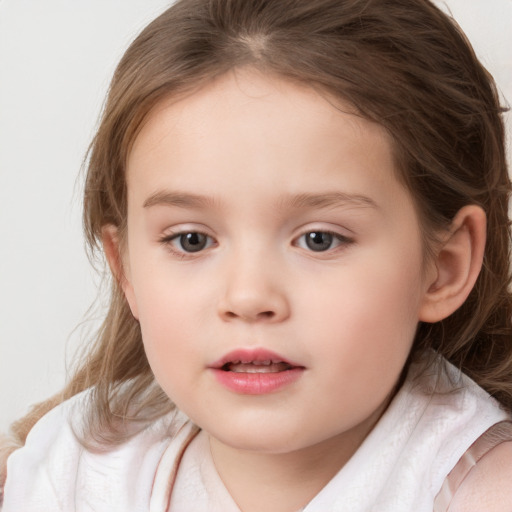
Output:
(209, 348), (305, 395)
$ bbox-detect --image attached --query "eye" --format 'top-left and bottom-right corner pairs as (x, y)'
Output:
(295, 231), (351, 252)
(165, 231), (215, 253)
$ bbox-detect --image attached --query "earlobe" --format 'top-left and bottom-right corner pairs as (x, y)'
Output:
(101, 225), (139, 320)
(419, 205), (486, 323)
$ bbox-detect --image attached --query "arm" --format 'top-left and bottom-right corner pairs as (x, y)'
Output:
(448, 441), (512, 512)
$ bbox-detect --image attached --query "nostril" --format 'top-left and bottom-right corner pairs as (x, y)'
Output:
(218, 290), (290, 322)
(222, 310), (275, 321)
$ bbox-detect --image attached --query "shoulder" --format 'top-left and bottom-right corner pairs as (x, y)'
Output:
(448, 440), (512, 512)
(2, 392), (87, 510)
(2, 391), (186, 512)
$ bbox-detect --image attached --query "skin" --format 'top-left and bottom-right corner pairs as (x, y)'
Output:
(448, 442), (512, 511)
(104, 68), (488, 511)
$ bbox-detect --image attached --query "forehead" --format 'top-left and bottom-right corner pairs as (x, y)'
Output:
(126, 68), (409, 213)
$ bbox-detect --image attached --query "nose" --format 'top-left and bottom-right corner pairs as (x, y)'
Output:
(217, 253), (291, 323)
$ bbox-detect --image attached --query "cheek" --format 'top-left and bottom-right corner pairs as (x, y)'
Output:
(300, 252), (424, 364)
(129, 274), (196, 370)
(138, 311), (201, 407)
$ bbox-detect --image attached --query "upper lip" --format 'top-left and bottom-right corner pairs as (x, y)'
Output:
(209, 348), (303, 369)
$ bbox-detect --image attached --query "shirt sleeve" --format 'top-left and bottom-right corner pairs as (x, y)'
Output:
(2, 392), (185, 512)
(2, 394), (84, 512)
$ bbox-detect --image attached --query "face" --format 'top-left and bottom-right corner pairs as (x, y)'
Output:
(119, 69), (434, 456)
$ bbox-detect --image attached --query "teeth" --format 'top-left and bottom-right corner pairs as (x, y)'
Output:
(240, 360), (278, 365)
(237, 359), (275, 365)
(228, 362), (292, 373)
(232, 365), (281, 374)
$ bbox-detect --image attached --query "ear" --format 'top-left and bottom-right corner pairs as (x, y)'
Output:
(419, 205), (486, 323)
(101, 225), (139, 320)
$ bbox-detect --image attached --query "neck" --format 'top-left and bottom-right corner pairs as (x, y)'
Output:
(208, 408), (384, 512)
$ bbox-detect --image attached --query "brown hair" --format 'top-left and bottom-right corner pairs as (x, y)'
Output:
(4, 0), (511, 463)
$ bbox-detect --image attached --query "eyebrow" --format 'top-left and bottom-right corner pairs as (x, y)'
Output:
(281, 192), (378, 210)
(143, 191), (218, 209)
(143, 190), (378, 210)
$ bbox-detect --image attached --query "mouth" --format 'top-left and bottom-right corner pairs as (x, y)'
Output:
(209, 349), (304, 394)
(210, 348), (303, 373)
(221, 360), (294, 374)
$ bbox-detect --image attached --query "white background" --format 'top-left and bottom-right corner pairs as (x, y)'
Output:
(0, 0), (511, 432)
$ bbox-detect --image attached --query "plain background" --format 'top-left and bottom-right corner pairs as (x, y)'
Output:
(0, 0), (511, 433)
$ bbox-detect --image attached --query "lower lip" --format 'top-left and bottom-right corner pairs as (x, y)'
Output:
(211, 368), (304, 395)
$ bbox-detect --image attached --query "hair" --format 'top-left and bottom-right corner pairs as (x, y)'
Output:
(3, 0), (511, 473)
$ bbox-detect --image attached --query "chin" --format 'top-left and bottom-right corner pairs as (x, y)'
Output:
(204, 418), (318, 454)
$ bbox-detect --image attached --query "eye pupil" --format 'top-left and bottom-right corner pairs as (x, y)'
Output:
(180, 232), (207, 252)
(305, 232), (333, 251)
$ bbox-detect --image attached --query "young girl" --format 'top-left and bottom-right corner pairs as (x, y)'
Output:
(2, 0), (512, 510)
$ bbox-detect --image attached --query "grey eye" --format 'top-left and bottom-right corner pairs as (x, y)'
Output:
(295, 230), (353, 253)
(303, 231), (334, 252)
(175, 232), (210, 252)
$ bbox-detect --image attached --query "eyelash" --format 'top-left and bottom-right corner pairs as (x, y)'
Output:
(294, 231), (354, 253)
(159, 231), (216, 257)
(159, 229), (354, 257)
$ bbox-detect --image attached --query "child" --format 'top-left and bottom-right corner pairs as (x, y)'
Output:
(2, 0), (512, 510)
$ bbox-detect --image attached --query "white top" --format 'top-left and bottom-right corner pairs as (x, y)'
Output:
(167, 429), (241, 511)
(2, 355), (509, 511)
